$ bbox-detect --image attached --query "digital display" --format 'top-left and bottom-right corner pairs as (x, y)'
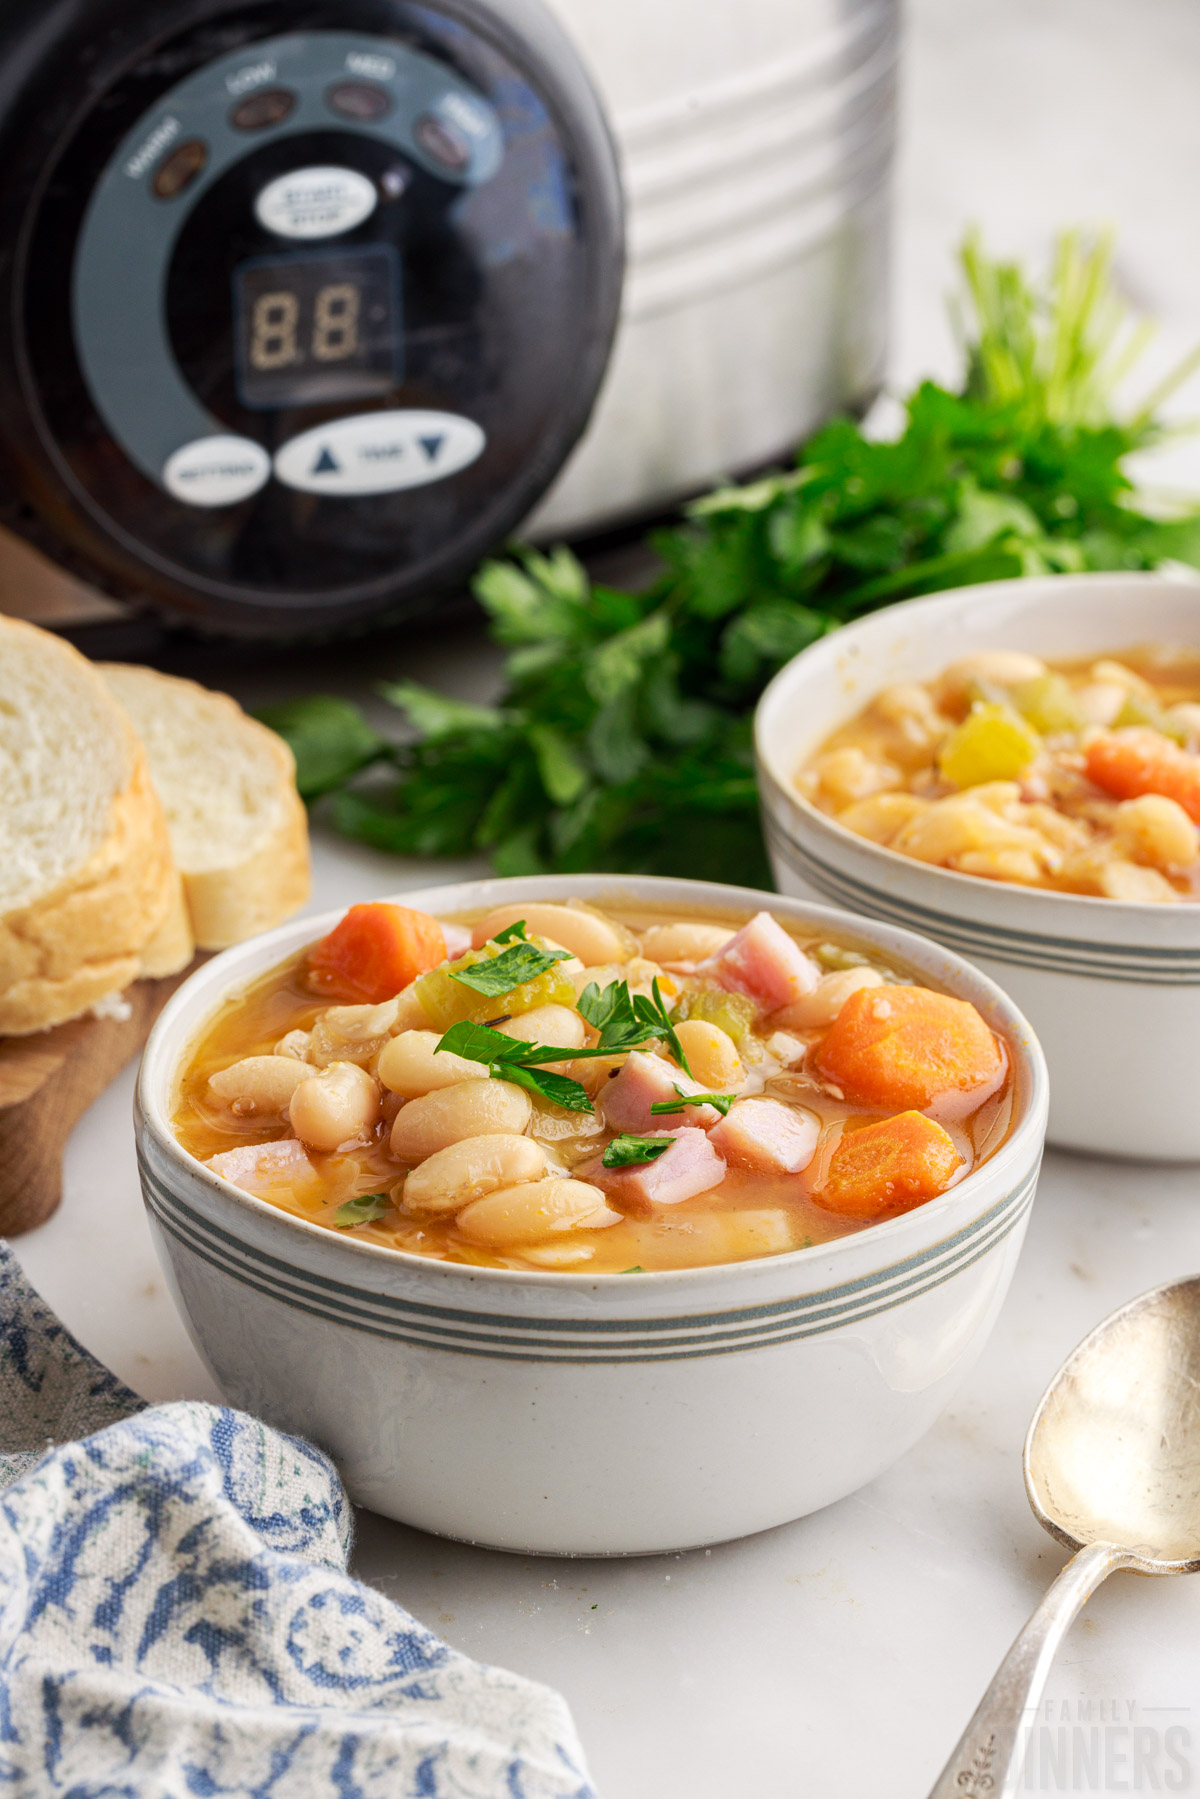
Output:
(233, 246), (400, 409)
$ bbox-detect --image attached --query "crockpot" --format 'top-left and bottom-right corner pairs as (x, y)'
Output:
(0, 0), (896, 634)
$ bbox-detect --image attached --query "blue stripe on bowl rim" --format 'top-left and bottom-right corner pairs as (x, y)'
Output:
(139, 1155), (1040, 1364)
(763, 816), (1200, 984)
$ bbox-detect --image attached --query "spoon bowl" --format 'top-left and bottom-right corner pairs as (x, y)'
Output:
(929, 1275), (1200, 1798)
(1026, 1275), (1200, 1571)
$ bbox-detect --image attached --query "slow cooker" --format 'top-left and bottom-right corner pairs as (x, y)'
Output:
(0, 0), (896, 636)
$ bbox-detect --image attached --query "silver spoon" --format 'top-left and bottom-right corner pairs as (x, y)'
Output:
(927, 1275), (1200, 1799)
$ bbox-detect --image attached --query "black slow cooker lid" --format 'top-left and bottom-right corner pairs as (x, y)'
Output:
(0, 0), (623, 635)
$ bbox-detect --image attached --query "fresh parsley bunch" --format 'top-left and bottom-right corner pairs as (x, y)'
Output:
(263, 232), (1200, 887)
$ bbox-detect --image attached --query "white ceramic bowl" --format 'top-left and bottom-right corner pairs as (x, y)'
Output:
(135, 874), (1047, 1556)
(756, 572), (1200, 1161)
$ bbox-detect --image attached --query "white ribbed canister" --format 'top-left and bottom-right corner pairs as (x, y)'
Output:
(529, 0), (898, 535)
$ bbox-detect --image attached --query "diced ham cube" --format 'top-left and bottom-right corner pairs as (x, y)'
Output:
(586, 1129), (727, 1213)
(700, 911), (819, 1011)
(600, 1051), (721, 1133)
(708, 1098), (820, 1175)
(441, 921), (474, 959)
(206, 1137), (317, 1199)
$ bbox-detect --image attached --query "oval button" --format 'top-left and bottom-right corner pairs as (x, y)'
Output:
(163, 435), (270, 507)
(254, 166), (377, 240)
(151, 138), (208, 200)
(273, 411), (485, 496)
(231, 87), (296, 131)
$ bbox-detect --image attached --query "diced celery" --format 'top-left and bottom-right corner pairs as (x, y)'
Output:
(1113, 692), (1188, 744)
(938, 702), (1041, 788)
(1011, 674), (1086, 735)
(813, 941), (872, 971)
(814, 940), (906, 985)
(415, 940), (577, 1028)
(671, 985), (760, 1043)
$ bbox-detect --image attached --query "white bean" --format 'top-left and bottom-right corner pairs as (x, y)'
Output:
(472, 902), (634, 966)
(457, 1177), (619, 1247)
(404, 1133), (547, 1215)
(638, 922), (734, 965)
(813, 746), (904, 806)
(208, 1055), (310, 1120)
(672, 1019), (743, 1089)
(522, 1243), (597, 1267)
(771, 966), (884, 1031)
(1113, 795), (1200, 869)
(377, 1030), (481, 1098)
(322, 998), (400, 1040)
(1090, 658), (1154, 696)
(873, 683), (952, 749)
(289, 1061), (380, 1151)
(274, 1029), (312, 1061)
(390, 1078), (532, 1163)
(310, 997), (401, 1068)
(494, 1005), (586, 1051)
(936, 652), (1047, 704)
(1074, 681), (1126, 727)
(391, 985), (431, 1030)
(1169, 702), (1200, 744)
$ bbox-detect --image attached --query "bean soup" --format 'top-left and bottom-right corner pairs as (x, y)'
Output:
(799, 647), (1200, 901)
(173, 898), (1015, 1272)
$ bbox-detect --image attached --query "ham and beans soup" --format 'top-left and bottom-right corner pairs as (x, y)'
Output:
(173, 899), (1014, 1273)
(800, 646), (1200, 901)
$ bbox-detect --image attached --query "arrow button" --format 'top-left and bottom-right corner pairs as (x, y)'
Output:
(274, 411), (486, 495)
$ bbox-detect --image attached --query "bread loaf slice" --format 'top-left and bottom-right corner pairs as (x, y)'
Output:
(102, 664), (310, 950)
(0, 618), (178, 1033)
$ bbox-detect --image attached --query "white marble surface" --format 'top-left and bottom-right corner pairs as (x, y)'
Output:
(15, 1), (1200, 1793)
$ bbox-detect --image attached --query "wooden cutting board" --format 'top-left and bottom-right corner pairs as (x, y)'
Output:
(0, 959), (204, 1236)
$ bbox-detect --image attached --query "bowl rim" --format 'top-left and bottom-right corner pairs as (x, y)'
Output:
(754, 570), (1200, 921)
(137, 872), (1049, 1293)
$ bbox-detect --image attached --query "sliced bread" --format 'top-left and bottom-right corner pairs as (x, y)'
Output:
(102, 664), (311, 950)
(0, 617), (178, 1033)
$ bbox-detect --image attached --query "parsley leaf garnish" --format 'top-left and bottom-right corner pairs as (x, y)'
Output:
(640, 978), (693, 1077)
(575, 977), (694, 1074)
(436, 1020), (594, 1113)
(492, 919), (529, 943)
(575, 978), (642, 1048)
(499, 1063), (596, 1114)
(650, 1088), (736, 1116)
(437, 1020), (526, 1063)
(448, 940), (569, 996)
(602, 1134), (673, 1169)
(333, 1193), (391, 1227)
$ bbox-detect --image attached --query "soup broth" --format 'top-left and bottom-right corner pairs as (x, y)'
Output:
(173, 898), (1015, 1273)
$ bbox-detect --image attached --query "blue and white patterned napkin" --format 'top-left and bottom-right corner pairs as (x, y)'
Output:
(0, 1246), (596, 1797)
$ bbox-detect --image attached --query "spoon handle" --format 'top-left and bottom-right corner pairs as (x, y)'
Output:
(925, 1539), (1132, 1799)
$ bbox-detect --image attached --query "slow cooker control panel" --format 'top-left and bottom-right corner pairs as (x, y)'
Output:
(10, 6), (622, 632)
(74, 33), (503, 508)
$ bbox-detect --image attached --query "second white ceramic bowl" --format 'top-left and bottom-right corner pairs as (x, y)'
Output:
(136, 875), (1046, 1556)
(756, 573), (1200, 1160)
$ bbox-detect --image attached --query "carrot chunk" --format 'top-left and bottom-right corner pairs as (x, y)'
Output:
(1084, 729), (1200, 824)
(814, 984), (1004, 1110)
(817, 1112), (964, 1218)
(309, 903), (446, 1003)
